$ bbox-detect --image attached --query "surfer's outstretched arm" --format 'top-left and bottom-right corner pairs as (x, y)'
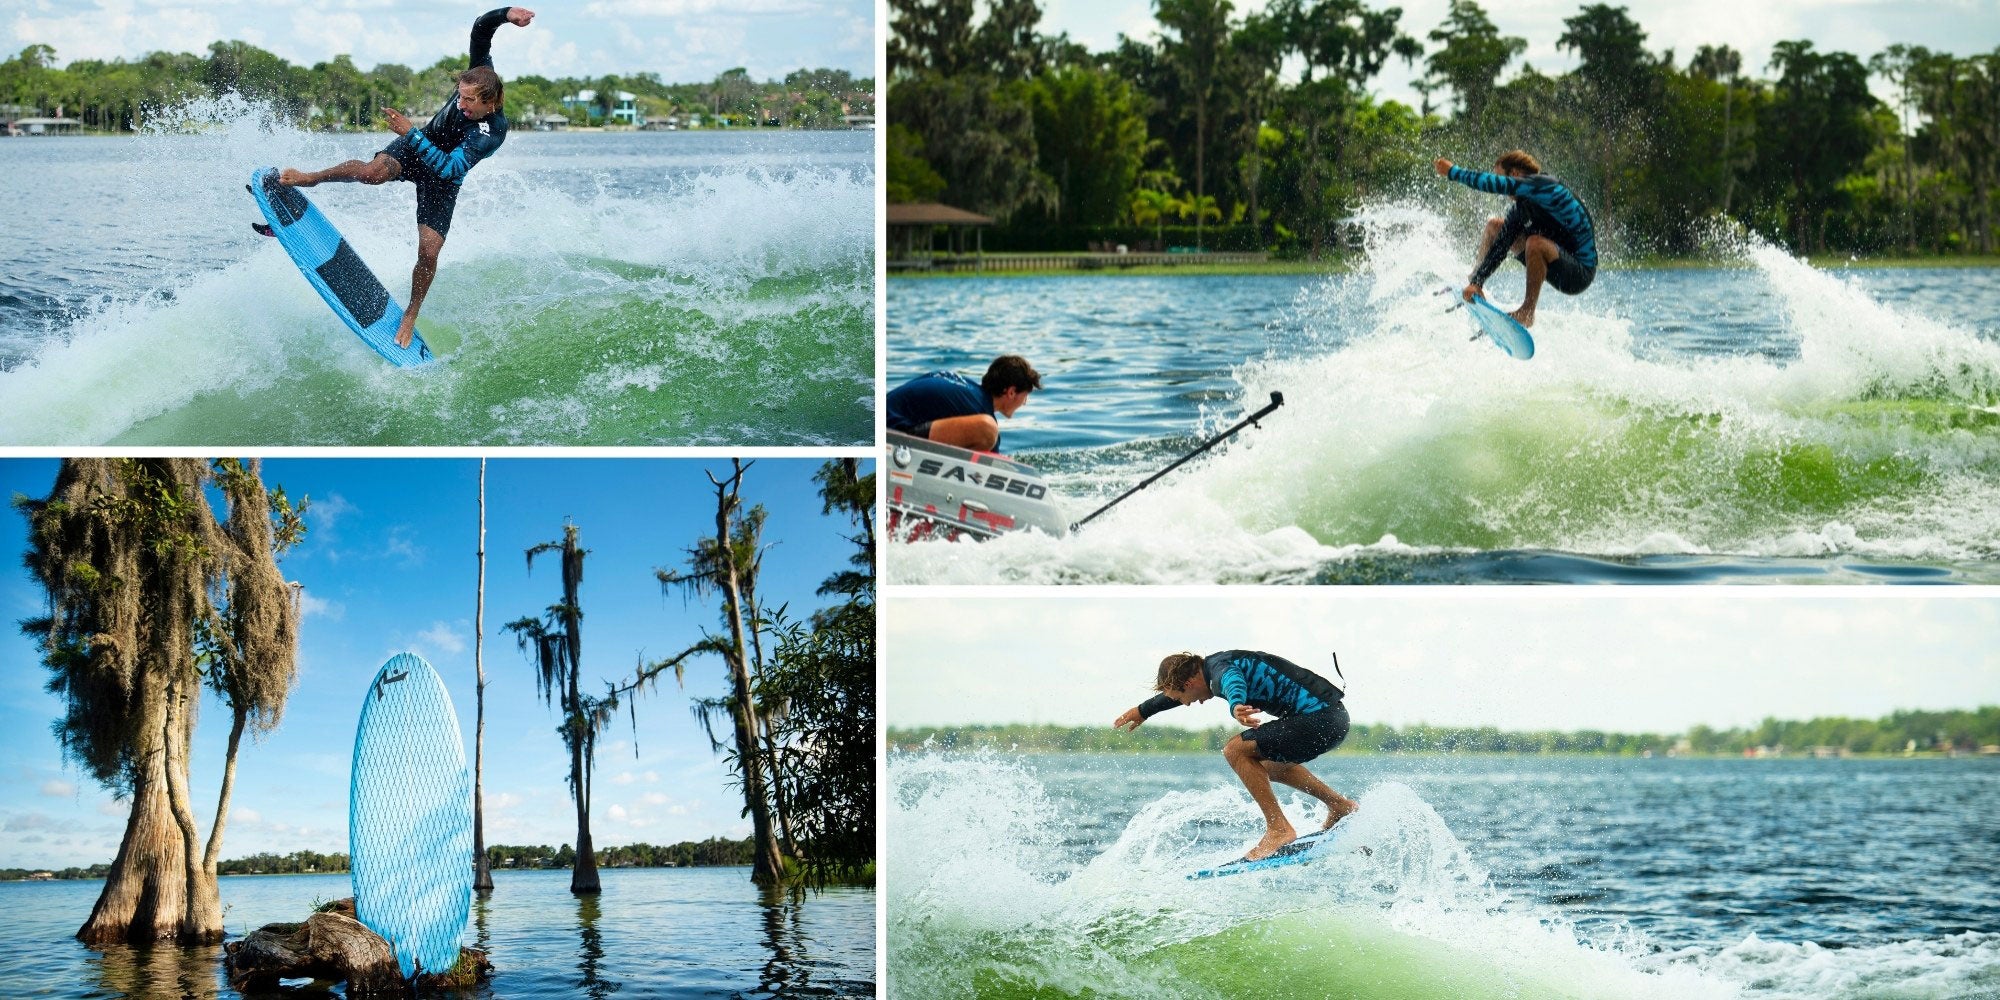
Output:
(470, 7), (535, 67)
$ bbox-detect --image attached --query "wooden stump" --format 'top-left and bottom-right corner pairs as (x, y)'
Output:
(223, 898), (489, 995)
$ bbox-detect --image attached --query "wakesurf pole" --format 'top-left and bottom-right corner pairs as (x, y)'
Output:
(1069, 390), (1285, 533)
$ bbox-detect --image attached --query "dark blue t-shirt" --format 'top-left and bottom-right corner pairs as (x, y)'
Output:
(886, 371), (993, 435)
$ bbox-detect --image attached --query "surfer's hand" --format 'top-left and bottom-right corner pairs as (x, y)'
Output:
(508, 6), (536, 25)
(1433, 158), (1452, 177)
(1114, 707), (1143, 731)
(382, 108), (412, 135)
(1233, 704), (1261, 727)
(1463, 283), (1481, 304)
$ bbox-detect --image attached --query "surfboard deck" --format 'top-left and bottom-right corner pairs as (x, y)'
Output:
(350, 652), (472, 979)
(1466, 294), (1535, 360)
(1188, 821), (1369, 880)
(247, 167), (436, 368)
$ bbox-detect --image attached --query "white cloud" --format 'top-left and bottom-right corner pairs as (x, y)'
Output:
(38, 780), (74, 798)
(414, 620), (468, 658)
(640, 792), (670, 805)
(234, 807), (262, 824)
(298, 591), (345, 621)
(381, 527), (424, 567)
(584, 0), (822, 16)
(608, 803), (627, 820)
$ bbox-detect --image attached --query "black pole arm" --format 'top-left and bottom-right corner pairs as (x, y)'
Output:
(1069, 391), (1285, 533)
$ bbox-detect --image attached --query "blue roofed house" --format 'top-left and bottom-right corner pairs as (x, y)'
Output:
(561, 89), (641, 126)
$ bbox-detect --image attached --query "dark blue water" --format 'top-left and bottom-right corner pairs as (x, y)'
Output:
(889, 751), (2000, 999)
(0, 867), (874, 998)
(886, 226), (2000, 584)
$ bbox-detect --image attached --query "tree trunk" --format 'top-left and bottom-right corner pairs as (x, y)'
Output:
(474, 460), (493, 894)
(202, 706), (248, 879)
(569, 670), (601, 894)
(717, 477), (787, 885)
(78, 677), (220, 944)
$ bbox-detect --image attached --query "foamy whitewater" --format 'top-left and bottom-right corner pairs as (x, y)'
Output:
(887, 207), (2000, 583)
(0, 96), (874, 445)
(887, 753), (2000, 1000)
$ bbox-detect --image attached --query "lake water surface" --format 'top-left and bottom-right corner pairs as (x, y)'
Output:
(0, 106), (873, 445)
(0, 867), (874, 998)
(887, 211), (2000, 583)
(888, 751), (2000, 999)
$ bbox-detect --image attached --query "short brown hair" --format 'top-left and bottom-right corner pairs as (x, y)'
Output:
(459, 66), (503, 105)
(1154, 652), (1204, 693)
(1495, 149), (1541, 175)
(982, 355), (1042, 397)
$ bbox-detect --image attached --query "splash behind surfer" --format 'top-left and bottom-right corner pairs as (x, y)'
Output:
(1115, 650), (1355, 861)
(277, 6), (534, 348)
(1434, 150), (1597, 329)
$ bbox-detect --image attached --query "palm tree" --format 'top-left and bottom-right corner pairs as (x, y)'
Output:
(1130, 187), (1176, 249)
(18, 458), (303, 944)
(505, 522), (608, 894)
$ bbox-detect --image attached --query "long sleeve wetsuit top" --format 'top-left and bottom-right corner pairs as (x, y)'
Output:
(1136, 650), (1344, 721)
(1447, 165), (1597, 285)
(406, 8), (511, 185)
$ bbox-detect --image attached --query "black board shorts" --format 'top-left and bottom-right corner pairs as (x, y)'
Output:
(380, 134), (461, 239)
(1243, 701), (1349, 765)
(1514, 246), (1595, 295)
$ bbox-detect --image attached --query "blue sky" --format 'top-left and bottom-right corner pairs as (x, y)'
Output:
(5, 0), (875, 82)
(0, 457), (871, 870)
(1037, 0), (1998, 110)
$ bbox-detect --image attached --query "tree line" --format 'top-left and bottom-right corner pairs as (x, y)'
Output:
(887, 0), (2000, 257)
(890, 705), (2000, 756)
(0, 838), (765, 881)
(0, 42), (872, 132)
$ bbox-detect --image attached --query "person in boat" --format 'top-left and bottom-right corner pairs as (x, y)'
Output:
(276, 6), (534, 349)
(1434, 149), (1597, 328)
(885, 354), (1041, 452)
(1114, 650), (1355, 861)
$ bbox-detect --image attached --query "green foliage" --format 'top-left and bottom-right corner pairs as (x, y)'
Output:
(887, 123), (948, 202)
(0, 43), (873, 133)
(886, 1), (2000, 257)
(891, 706), (2000, 756)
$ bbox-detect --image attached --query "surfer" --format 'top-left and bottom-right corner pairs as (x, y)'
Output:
(1114, 650), (1355, 861)
(1434, 150), (1597, 328)
(276, 6), (535, 348)
(886, 355), (1041, 452)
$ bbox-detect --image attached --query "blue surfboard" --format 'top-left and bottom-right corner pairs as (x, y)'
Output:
(247, 167), (436, 367)
(1466, 294), (1535, 360)
(1188, 820), (1368, 880)
(350, 652), (472, 978)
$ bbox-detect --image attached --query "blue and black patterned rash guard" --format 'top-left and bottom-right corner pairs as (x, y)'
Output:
(1448, 165), (1598, 285)
(405, 7), (511, 185)
(1137, 650), (1344, 721)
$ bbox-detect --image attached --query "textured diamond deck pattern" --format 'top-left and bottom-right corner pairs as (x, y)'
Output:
(349, 652), (472, 978)
(247, 166), (436, 367)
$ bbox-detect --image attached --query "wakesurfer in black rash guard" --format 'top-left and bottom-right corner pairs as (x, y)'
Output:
(277, 6), (535, 348)
(1434, 149), (1598, 329)
(1115, 650), (1357, 861)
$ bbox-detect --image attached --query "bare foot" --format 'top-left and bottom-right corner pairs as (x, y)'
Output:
(278, 168), (315, 188)
(1510, 307), (1536, 328)
(1244, 821), (1298, 861)
(394, 319), (416, 349)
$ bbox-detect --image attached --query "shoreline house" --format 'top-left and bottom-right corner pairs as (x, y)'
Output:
(561, 89), (642, 127)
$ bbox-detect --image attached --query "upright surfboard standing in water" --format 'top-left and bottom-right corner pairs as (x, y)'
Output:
(247, 167), (437, 367)
(350, 652), (473, 978)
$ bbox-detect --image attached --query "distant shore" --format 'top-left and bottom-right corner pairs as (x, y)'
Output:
(888, 251), (2000, 279)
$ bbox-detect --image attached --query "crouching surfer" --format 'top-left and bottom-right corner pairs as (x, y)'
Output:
(1434, 149), (1597, 329)
(885, 354), (1042, 452)
(276, 6), (535, 348)
(1114, 650), (1355, 861)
